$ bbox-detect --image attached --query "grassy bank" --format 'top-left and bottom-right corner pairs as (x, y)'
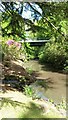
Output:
(0, 90), (66, 119)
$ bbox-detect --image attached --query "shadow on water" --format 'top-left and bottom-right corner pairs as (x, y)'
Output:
(24, 59), (67, 74)
(36, 58), (68, 75)
(35, 78), (55, 90)
(38, 61), (67, 74)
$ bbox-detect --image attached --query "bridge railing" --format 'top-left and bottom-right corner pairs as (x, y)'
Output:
(19, 39), (50, 43)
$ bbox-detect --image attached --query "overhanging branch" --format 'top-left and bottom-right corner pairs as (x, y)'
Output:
(28, 2), (65, 37)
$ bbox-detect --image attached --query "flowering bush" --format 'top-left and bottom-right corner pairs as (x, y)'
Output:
(6, 39), (21, 49)
(2, 39), (23, 61)
(6, 40), (14, 46)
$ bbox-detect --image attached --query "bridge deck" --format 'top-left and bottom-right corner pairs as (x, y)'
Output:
(19, 39), (50, 43)
(19, 39), (50, 46)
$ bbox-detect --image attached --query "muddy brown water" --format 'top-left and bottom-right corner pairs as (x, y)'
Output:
(23, 60), (67, 104)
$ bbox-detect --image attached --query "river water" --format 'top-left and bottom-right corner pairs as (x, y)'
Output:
(23, 60), (67, 104)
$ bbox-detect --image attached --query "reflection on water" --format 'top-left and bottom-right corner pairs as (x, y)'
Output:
(23, 60), (67, 104)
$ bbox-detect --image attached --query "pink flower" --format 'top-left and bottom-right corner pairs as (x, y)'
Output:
(14, 42), (21, 49)
(6, 40), (14, 46)
(6, 40), (21, 49)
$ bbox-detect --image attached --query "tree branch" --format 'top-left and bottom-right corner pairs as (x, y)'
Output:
(28, 2), (65, 37)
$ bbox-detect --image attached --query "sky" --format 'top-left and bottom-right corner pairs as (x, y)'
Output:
(22, 3), (42, 21)
(0, 2), (42, 21)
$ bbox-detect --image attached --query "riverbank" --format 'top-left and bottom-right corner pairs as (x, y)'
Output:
(0, 90), (66, 119)
(0, 59), (67, 119)
(22, 60), (67, 104)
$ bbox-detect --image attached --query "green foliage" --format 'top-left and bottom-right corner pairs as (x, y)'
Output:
(26, 68), (33, 75)
(39, 40), (68, 70)
(27, 2), (68, 40)
(24, 85), (34, 97)
(57, 99), (66, 110)
(64, 59), (68, 73)
(49, 99), (54, 104)
(1, 2), (25, 40)
(23, 43), (35, 60)
(64, 66), (68, 73)
(49, 98), (67, 110)
(24, 43), (40, 60)
(23, 85), (40, 99)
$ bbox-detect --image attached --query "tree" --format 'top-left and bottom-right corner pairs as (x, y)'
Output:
(1, 2), (67, 41)
(27, 2), (68, 40)
(1, 2), (25, 40)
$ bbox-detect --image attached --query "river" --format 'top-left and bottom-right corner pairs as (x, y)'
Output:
(23, 60), (67, 104)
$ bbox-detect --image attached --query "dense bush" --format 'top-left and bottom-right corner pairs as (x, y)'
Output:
(38, 41), (68, 70)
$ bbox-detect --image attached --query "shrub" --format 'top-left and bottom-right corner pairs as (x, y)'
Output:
(39, 42), (68, 70)
(2, 39), (25, 62)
